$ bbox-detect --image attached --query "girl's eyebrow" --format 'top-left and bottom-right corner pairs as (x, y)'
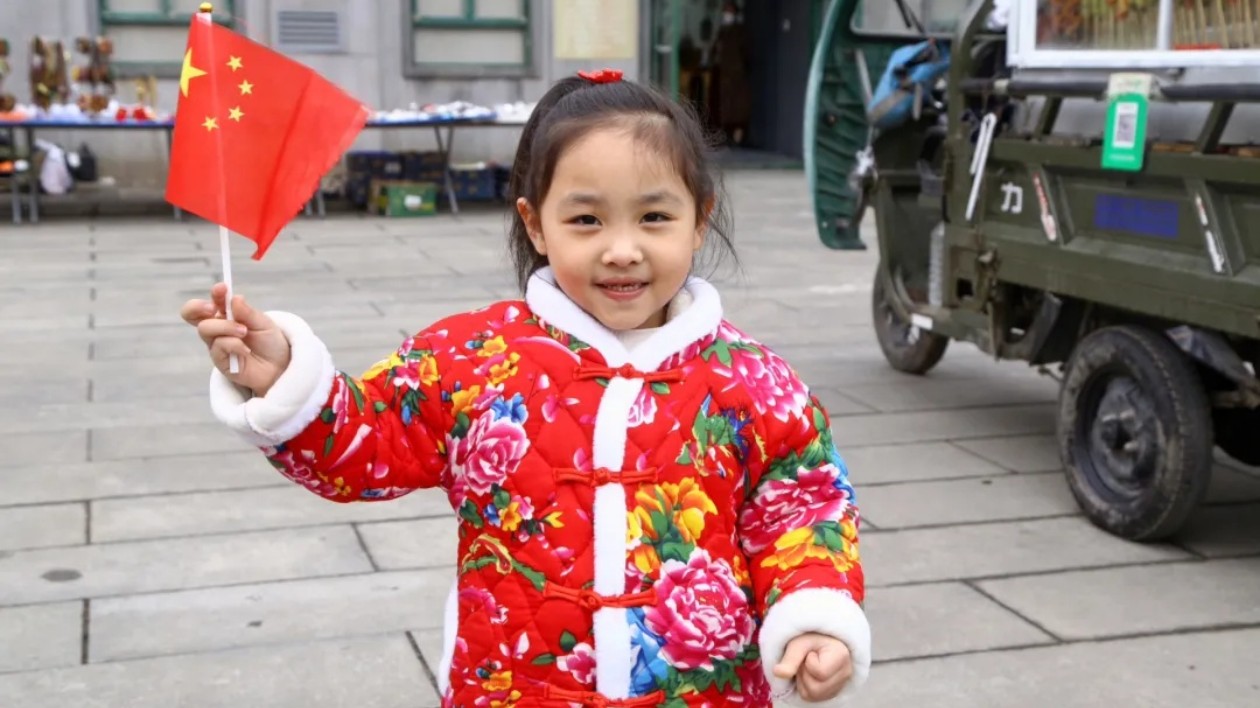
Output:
(639, 190), (684, 206)
(558, 191), (684, 207)
(559, 192), (604, 207)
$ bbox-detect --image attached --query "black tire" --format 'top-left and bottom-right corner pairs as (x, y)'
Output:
(1214, 406), (1260, 467)
(871, 264), (949, 375)
(1058, 325), (1214, 541)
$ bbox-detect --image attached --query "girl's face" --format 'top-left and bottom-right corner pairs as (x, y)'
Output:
(518, 125), (707, 331)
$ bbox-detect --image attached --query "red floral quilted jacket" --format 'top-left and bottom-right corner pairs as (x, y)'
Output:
(209, 268), (870, 708)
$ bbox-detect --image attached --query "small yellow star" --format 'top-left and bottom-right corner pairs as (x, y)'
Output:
(238, 80), (253, 95)
(227, 56), (243, 71)
(228, 106), (244, 121)
(202, 116), (218, 131)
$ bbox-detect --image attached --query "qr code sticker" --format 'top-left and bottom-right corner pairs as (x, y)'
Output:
(1112, 102), (1139, 149)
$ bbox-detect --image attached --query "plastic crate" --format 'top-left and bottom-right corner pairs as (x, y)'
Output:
(402, 150), (446, 181)
(450, 166), (499, 201)
(369, 179), (438, 217)
(346, 150), (404, 179)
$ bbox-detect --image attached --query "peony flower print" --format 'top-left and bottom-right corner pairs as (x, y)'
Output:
(643, 549), (755, 672)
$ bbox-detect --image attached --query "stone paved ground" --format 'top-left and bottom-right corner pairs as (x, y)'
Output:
(2, 170), (1259, 707)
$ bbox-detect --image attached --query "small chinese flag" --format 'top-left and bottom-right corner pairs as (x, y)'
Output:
(164, 8), (370, 259)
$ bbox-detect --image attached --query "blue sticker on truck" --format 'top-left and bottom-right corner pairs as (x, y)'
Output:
(1093, 194), (1180, 239)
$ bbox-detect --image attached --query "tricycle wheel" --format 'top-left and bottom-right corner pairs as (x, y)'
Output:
(1214, 406), (1260, 467)
(871, 264), (949, 375)
(1058, 325), (1214, 541)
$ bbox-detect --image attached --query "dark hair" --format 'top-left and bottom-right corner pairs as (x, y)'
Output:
(507, 75), (737, 292)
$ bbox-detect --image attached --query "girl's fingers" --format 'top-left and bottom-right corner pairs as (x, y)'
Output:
(796, 670), (821, 701)
(180, 299), (217, 326)
(209, 336), (252, 373)
(197, 318), (250, 348)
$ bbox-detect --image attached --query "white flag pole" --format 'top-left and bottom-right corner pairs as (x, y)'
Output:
(199, 2), (240, 375)
(219, 224), (240, 374)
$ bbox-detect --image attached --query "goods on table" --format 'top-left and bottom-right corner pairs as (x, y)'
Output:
(29, 36), (71, 110)
(71, 36), (115, 115)
(0, 38), (15, 113)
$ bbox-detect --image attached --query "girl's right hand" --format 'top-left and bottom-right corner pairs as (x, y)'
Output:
(180, 282), (292, 397)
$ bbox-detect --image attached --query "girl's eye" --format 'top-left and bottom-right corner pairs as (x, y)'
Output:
(642, 212), (671, 223)
(568, 215), (600, 226)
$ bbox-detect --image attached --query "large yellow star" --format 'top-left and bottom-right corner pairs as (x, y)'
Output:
(228, 106), (243, 121)
(202, 116), (218, 131)
(227, 55), (243, 71)
(238, 80), (253, 95)
(180, 49), (207, 97)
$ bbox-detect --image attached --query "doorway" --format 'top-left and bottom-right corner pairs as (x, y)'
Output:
(647, 0), (827, 167)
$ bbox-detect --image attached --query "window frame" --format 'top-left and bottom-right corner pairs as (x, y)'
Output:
(97, 0), (237, 78)
(403, 0), (537, 79)
(1007, 0), (1260, 69)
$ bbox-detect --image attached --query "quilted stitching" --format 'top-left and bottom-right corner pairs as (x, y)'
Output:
(259, 300), (864, 708)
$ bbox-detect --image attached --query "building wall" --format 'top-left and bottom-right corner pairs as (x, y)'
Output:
(1, 0), (649, 190)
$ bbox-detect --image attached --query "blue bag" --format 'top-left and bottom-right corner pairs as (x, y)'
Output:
(867, 40), (951, 131)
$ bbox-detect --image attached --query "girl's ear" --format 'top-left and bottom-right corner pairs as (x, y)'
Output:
(516, 197), (547, 255)
(693, 196), (715, 252)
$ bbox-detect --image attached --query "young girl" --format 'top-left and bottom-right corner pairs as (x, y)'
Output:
(182, 70), (870, 707)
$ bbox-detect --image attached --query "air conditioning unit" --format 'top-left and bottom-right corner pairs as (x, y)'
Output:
(273, 9), (344, 54)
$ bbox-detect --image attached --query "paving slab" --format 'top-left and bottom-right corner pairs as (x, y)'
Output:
(5, 453), (283, 507)
(977, 556), (1260, 640)
(858, 472), (1080, 529)
(91, 486), (454, 543)
(89, 370), (211, 403)
(87, 355), (206, 379)
(0, 397), (217, 436)
(0, 634), (439, 708)
(356, 517), (462, 571)
(864, 582), (1054, 661)
(0, 315), (90, 334)
(1203, 468), (1260, 505)
(859, 628), (1260, 708)
(0, 526), (371, 606)
(0, 602), (83, 673)
(409, 629), (446, 678)
(89, 331), (210, 362)
(0, 430), (88, 469)
(349, 275), (506, 299)
(0, 504), (86, 552)
(860, 516), (1192, 587)
(89, 422), (250, 461)
(89, 568), (451, 662)
(840, 442), (1010, 486)
(808, 387), (877, 418)
(0, 296), (95, 321)
(841, 374), (1058, 413)
(831, 404), (1056, 449)
(372, 299), (514, 334)
(0, 339), (89, 367)
(1174, 503), (1260, 557)
(953, 433), (1063, 473)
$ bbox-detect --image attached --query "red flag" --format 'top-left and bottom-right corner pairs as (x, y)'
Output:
(164, 10), (369, 259)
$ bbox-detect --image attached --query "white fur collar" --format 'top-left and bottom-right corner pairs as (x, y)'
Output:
(524, 266), (722, 371)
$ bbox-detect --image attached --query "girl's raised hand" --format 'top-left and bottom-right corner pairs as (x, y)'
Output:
(180, 282), (291, 396)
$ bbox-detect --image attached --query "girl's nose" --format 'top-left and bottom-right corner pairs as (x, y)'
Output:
(602, 232), (643, 266)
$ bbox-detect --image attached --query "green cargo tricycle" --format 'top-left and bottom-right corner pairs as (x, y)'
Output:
(807, 0), (1260, 541)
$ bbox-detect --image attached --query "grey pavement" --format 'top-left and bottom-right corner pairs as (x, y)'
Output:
(2, 170), (1260, 707)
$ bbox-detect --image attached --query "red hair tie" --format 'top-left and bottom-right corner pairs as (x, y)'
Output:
(577, 68), (623, 84)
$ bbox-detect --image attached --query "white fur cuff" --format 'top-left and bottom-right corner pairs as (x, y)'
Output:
(208, 310), (336, 448)
(759, 588), (872, 707)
